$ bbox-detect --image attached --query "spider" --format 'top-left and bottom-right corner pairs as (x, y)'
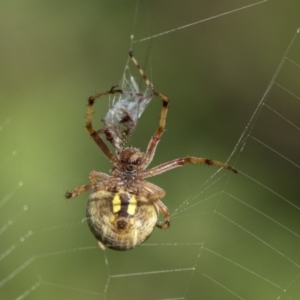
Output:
(65, 51), (237, 251)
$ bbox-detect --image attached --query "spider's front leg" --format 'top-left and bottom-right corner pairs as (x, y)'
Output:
(142, 91), (169, 168)
(129, 51), (169, 168)
(87, 86), (122, 164)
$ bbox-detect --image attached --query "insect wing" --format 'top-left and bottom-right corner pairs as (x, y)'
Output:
(101, 76), (153, 149)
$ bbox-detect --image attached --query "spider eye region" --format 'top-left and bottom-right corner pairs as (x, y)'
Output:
(118, 147), (144, 166)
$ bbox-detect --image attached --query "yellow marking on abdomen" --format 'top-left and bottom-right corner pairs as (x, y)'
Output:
(112, 194), (121, 213)
(127, 195), (137, 215)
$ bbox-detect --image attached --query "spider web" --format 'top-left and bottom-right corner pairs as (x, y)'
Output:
(1, 1), (300, 299)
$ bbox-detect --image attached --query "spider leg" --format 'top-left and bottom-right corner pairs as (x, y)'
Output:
(141, 156), (237, 179)
(143, 92), (168, 168)
(89, 171), (110, 184)
(141, 181), (170, 229)
(65, 183), (93, 199)
(129, 51), (169, 168)
(65, 171), (110, 199)
(129, 50), (154, 91)
(155, 200), (170, 229)
(87, 86), (123, 163)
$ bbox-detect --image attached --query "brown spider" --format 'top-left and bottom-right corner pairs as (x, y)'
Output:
(65, 51), (237, 251)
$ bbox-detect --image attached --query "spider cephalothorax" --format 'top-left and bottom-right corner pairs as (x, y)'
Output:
(109, 147), (146, 188)
(117, 147), (145, 169)
(65, 51), (237, 251)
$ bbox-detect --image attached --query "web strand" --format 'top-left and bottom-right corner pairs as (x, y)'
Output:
(133, 0), (268, 43)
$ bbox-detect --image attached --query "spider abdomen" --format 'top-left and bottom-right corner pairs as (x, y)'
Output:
(86, 189), (158, 251)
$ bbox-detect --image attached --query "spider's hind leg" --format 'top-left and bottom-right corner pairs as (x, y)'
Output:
(155, 200), (171, 229)
(141, 181), (170, 229)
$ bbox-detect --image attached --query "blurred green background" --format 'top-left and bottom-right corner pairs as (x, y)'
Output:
(1, 1), (300, 299)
